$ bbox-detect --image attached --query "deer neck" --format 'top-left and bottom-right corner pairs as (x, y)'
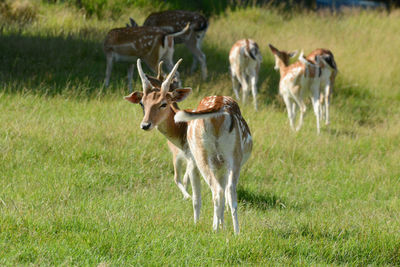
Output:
(156, 103), (188, 150)
(278, 59), (289, 78)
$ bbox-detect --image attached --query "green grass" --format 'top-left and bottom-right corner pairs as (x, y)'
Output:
(1, 3), (400, 265)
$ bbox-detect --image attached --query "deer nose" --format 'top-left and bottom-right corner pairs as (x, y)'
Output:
(141, 122), (152, 130)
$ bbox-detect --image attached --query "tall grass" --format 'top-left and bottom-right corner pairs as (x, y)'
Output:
(0, 3), (400, 265)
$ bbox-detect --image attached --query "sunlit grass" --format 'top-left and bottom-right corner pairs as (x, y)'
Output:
(0, 3), (400, 265)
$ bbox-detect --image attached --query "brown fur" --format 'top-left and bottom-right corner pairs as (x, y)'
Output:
(104, 26), (165, 53)
(137, 10), (209, 79)
(144, 10), (208, 35)
(306, 48), (338, 85)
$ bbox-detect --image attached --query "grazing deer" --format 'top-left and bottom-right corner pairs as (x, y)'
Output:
(127, 10), (208, 80)
(125, 59), (252, 234)
(306, 49), (338, 125)
(103, 23), (189, 90)
(229, 39), (262, 110)
(269, 44), (326, 134)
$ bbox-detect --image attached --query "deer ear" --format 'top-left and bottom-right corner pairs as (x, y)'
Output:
(268, 43), (279, 54)
(168, 88), (192, 103)
(129, 17), (138, 27)
(125, 91), (143, 104)
(289, 50), (298, 58)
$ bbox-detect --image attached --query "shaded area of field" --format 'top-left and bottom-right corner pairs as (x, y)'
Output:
(0, 30), (387, 129)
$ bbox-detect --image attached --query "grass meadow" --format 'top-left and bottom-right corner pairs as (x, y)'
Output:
(1, 2), (400, 265)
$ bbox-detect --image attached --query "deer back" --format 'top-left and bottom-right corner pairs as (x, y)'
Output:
(143, 10), (208, 36)
(104, 26), (166, 56)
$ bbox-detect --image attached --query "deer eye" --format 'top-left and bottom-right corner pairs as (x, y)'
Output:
(160, 103), (167, 109)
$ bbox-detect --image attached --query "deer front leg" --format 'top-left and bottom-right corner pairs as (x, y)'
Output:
(187, 159), (201, 223)
(250, 72), (258, 110)
(231, 72), (241, 101)
(127, 63), (134, 92)
(104, 53), (113, 87)
(186, 36), (207, 80)
(173, 153), (191, 200)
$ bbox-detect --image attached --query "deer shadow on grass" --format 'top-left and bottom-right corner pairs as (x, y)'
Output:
(1, 27), (282, 101)
(237, 187), (292, 211)
(1, 28), (384, 128)
(0, 28), (153, 96)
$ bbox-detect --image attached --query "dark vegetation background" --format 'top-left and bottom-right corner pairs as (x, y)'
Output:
(38, 0), (400, 18)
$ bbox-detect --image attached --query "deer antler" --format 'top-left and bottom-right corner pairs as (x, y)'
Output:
(161, 59), (183, 95)
(137, 59), (152, 93)
(157, 61), (164, 81)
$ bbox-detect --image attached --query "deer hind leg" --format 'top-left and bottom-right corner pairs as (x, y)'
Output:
(104, 53), (113, 87)
(191, 55), (198, 73)
(162, 50), (174, 73)
(241, 74), (250, 105)
(319, 81), (325, 120)
(186, 33), (207, 79)
(324, 82), (332, 125)
(212, 181), (225, 232)
(290, 87), (306, 132)
(282, 94), (295, 131)
(295, 99), (306, 132)
(197, 158), (226, 231)
(231, 71), (241, 101)
(311, 85), (321, 134)
(182, 160), (191, 190)
(226, 168), (240, 234)
(291, 102), (297, 122)
(173, 153), (191, 200)
(250, 71), (258, 110)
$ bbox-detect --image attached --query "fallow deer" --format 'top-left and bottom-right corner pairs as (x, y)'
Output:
(125, 59), (252, 234)
(306, 49), (338, 125)
(127, 10), (208, 80)
(229, 39), (262, 110)
(103, 23), (189, 90)
(269, 44), (325, 134)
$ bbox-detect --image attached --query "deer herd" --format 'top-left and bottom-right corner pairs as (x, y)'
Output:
(106, 10), (338, 234)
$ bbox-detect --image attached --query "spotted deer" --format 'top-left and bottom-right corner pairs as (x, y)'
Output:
(125, 59), (252, 234)
(306, 49), (338, 125)
(103, 23), (189, 90)
(269, 44), (327, 134)
(229, 39), (262, 110)
(127, 10), (208, 80)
